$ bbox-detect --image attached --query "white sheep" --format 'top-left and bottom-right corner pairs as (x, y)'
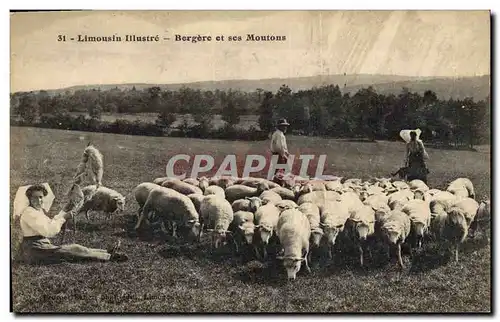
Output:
(276, 199), (299, 212)
(135, 186), (201, 240)
(79, 185), (126, 221)
(343, 205), (376, 266)
(446, 178), (475, 199)
(231, 197), (263, 213)
(392, 181), (410, 191)
(225, 182), (269, 203)
(408, 179), (429, 192)
(187, 193), (204, 213)
(297, 190), (341, 206)
(239, 178), (280, 189)
(338, 191), (365, 217)
(270, 186), (296, 200)
(319, 200), (351, 259)
(133, 182), (159, 218)
(401, 199), (432, 249)
(208, 176), (236, 189)
(153, 177), (176, 185)
(276, 208), (312, 280)
(325, 180), (343, 193)
(298, 202), (322, 248)
(363, 193), (390, 213)
(469, 199), (490, 239)
(254, 202), (281, 259)
(200, 194), (234, 249)
(183, 178), (200, 187)
(378, 209), (411, 268)
(259, 190), (282, 205)
(230, 210), (256, 253)
(388, 189), (415, 210)
(198, 176), (210, 191)
(162, 178), (203, 195)
(203, 185), (226, 199)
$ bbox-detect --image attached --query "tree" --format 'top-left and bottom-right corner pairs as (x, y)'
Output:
(88, 103), (102, 120)
(17, 92), (39, 124)
(258, 91), (275, 133)
(221, 98), (240, 126)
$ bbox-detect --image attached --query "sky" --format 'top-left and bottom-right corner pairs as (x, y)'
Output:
(10, 10), (490, 92)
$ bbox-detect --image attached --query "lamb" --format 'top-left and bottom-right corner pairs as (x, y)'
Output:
(259, 190), (282, 205)
(254, 202), (281, 259)
(298, 202), (322, 248)
(446, 178), (475, 199)
(469, 199), (490, 239)
(270, 186), (296, 200)
(162, 178), (203, 195)
(229, 210), (256, 253)
(231, 197), (263, 213)
(73, 144), (104, 188)
(79, 185), (126, 221)
(401, 199), (432, 249)
(133, 182), (159, 218)
(276, 208), (312, 280)
(135, 186), (201, 241)
(225, 182), (269, 203)
(199, 195), (234, 249)
(343, 205), (376, 266)
(319, 200), (351, 259)
(378, 210), (412, 268)
(188, 193), (205, 213)
(203, 185), (226, 199)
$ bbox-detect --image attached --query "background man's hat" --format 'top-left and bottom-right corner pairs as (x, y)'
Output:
(276, 118), (290, 126)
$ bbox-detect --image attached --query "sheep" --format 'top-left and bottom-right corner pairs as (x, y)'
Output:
(162, 178), (203, 196)
(253, 202), (281, 259)
(298, 202), (322, 248)
(259, 190), (282, 205)
(319, 200), (351, 259)
(239, 178), (280, 189)
(378, 210), (412, 268)
(208, 176), (236, 189)
(343, 205), (376, 266)
(276, 199), (299, 212)
(325, 180), (343, 192)
(388, 189), (415, 210)
(270, 186), (296, 200)
(408, 179), (429, 192)
(198, 176), (210, 191)
(338, 191), (365, 217)
(431, 197), (479, 262)
(276, 208), (312, 280)
(469, 199), (490, 239)
(73, 144), (104, 188)
(79, 185), (126, 221)
(231, 197), (263, 213)
(401, 199), (432, 249)
(183, 178), (200, 187)
(153, 177), (176, 185)
(229, 210), (256, 253)
(199, 195), (234, 249)
(446, 178), (475, 199)
(225, 182), (269, 203)
(133, 182), (159, 218)
(297, 190), (341, 206)
(135, 187), (201, 241)
(188, 193), (204, 213)
(203, 185), (226, 199)
(392, 181), (410, 191)
(363, 193), (390, 213)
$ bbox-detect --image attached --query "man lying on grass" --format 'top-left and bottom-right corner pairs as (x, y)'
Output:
(18, 184), (128, 264)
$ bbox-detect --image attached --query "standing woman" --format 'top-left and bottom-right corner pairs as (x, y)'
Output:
(404, 131), (430, 183)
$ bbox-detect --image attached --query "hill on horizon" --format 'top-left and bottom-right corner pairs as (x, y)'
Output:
(16, 74), (490, 101)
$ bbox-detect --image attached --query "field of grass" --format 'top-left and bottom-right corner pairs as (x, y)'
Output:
(10, 126), (491, 313)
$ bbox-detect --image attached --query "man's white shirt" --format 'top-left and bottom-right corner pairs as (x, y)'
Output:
(270, 129), (288, 156)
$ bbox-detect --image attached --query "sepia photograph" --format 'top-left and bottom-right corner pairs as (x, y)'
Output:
(9, 9), (491, 313)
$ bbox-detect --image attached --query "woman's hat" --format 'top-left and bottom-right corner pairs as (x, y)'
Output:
(276, 118), (290, 126)
(399, 128), (422, 143)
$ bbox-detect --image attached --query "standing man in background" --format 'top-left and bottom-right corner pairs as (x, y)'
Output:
(270, 118), (290, 183)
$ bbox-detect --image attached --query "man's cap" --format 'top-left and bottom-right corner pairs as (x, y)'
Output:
(276, 118), (290, 126)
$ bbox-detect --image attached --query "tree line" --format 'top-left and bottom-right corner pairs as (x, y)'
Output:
(10, 84), (491, 147)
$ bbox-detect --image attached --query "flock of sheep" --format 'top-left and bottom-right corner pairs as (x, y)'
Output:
(78, 171), (491, 280)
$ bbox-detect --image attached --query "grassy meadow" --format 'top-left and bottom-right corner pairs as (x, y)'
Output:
(10, 126), (491, 313)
